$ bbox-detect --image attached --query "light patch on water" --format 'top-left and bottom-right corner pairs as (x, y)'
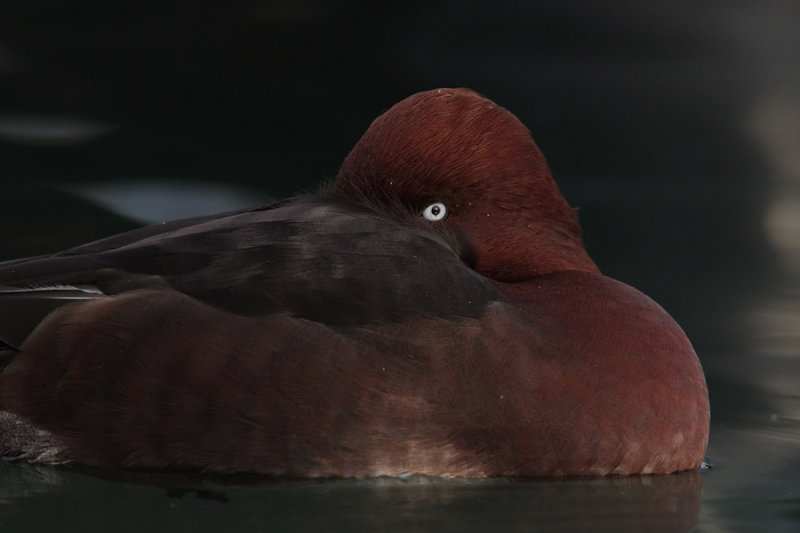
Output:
(749, 91), (800, 271)
(0, 116), (114, 145)
(72, 180), (268, 223)
(764, 198), (800, 270)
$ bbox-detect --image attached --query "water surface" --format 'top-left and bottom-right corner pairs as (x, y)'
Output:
(1, 2), (798, 531)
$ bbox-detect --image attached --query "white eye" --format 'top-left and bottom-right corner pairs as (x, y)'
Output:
(421, 202), (447, 221)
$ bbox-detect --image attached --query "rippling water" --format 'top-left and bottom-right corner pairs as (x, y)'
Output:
(1, 2), (798, 531)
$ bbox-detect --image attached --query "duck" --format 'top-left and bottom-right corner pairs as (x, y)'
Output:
(0, 88), (709, 477)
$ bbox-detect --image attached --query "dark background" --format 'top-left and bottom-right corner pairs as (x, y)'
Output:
(0, 2), (798, 530)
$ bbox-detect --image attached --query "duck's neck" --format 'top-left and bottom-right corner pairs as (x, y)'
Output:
(476, 229), (599, 282)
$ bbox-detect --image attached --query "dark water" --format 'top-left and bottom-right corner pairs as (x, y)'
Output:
(1, 2), (799, 531)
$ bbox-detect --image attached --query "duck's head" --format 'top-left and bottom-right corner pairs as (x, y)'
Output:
(335, 88), (598, 282)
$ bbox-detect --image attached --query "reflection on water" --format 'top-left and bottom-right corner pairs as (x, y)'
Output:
(0, 462), (703, 533)
(749, 90), (800, 402)
(703, 424), (800, 532)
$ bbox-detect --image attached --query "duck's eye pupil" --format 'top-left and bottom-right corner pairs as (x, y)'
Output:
(422, 202), (447, 222)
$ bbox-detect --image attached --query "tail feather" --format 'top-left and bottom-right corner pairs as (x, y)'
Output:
(0, 411), (67, 463)
(0, 285), (105, 351)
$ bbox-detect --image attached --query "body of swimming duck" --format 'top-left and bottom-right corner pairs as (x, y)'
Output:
(0, 88), (709, 477)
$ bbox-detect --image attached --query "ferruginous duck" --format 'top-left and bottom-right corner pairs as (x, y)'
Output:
(0, 88), (709, 477)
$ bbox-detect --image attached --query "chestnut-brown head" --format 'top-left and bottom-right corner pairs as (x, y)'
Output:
(335, 88), (598, 281)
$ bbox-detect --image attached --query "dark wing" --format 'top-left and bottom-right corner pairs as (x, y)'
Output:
(0, 192), (497, 349)
(0, 192), (505, 472)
